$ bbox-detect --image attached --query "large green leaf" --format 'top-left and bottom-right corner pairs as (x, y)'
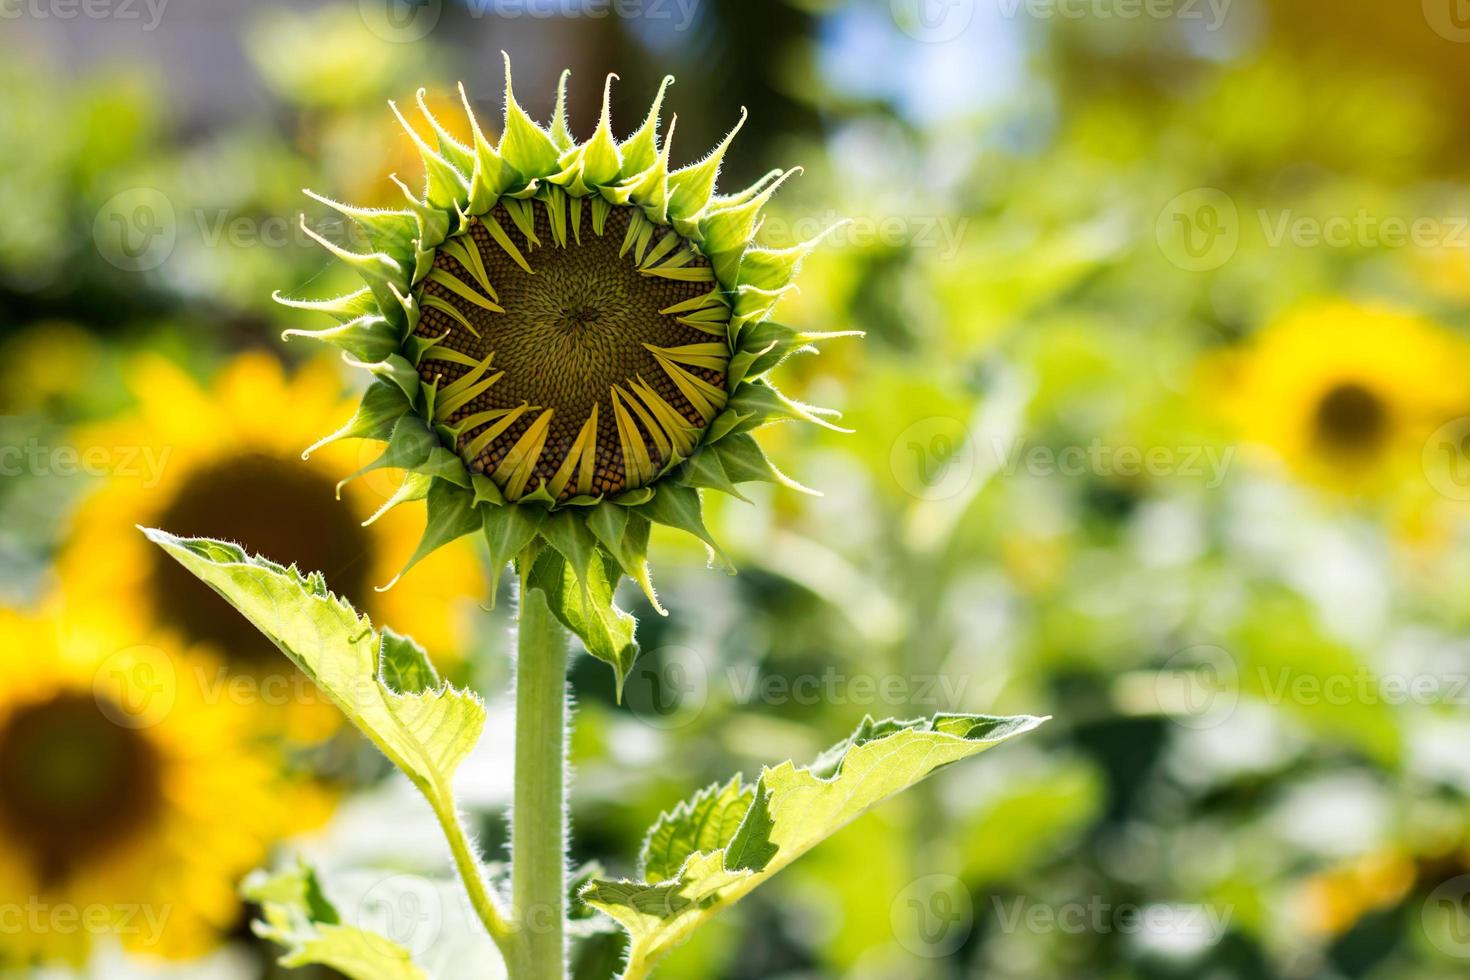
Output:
(582, 713), (1046, 976)
(245, 862), (426, 980)
(143, 529), (484, 799)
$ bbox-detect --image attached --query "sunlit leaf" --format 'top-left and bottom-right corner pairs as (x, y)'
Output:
(582, 713), (1046, 975)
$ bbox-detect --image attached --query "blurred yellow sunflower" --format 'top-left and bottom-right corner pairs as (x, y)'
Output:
(1297, 849), (1415, 938)
(0, 605), (296, 965)
(1209, 302), (1470, 492)
(57, 353), (484, 740)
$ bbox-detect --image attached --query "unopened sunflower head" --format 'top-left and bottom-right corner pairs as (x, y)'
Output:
(278, 58), (856, 686)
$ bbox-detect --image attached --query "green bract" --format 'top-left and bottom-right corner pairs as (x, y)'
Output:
(279, 58), (856, 688)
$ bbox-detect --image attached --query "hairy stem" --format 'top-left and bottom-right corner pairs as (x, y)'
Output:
(511, 579), (570, 980)
(429, 790), (521, 967)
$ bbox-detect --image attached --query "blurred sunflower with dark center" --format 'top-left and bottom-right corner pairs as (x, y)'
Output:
(57, 353), (484, 741)
(0, 605), (296, 965)
(1207, 302), (1470, 493)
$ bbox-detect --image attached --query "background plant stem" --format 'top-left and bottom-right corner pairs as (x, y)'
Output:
(512, 580), (570, 980)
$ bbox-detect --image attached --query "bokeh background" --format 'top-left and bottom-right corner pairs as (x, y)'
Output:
(6, 0), (1470, 977)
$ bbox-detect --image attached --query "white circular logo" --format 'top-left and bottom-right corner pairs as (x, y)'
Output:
(892, 874), (973, 958)
(359, 874), (443, 958)
(1155, 644), (1238, 730)
(93, 188), (176, 272)
(1424, 417), (1470, 501)
(1156, 188), (1239, 272)
(891, 0), (975, 44)
(348, 419), (440, 501)
(623, 646), (708, 731)
(1424, 875), (1470, 958)
(359, 0), (443, 43)
(1424, 0), (1470, 42)
(93, 645), (177, 730)
(890, 417), (976, 501)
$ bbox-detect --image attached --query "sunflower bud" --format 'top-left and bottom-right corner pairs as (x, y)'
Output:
(279, 58), (857, 685)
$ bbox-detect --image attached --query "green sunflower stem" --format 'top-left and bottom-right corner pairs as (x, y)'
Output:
(510, 569), (571, 980)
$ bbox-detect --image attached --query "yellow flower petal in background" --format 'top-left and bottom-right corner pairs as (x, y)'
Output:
(56, 352), (486, 742)
(1204, 301), (1470, 495)
(0, 603), (303, 965)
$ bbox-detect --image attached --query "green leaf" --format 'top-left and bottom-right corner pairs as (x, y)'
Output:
(638, 484), (731, 572)
(302, 378), (413, 460)
(378, 627), (442, 695)
(582, 713), (1046, 975)
(712, 433), (818, 496)
(640, 777), (752, 885)
(383, 480), (482, 590)
(142, 529), (485, 800)
(245, 862), (426, 980)
(481, 502), (546, 605)
(527, 542), (638, 698)
(587, 504), (661, 614)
